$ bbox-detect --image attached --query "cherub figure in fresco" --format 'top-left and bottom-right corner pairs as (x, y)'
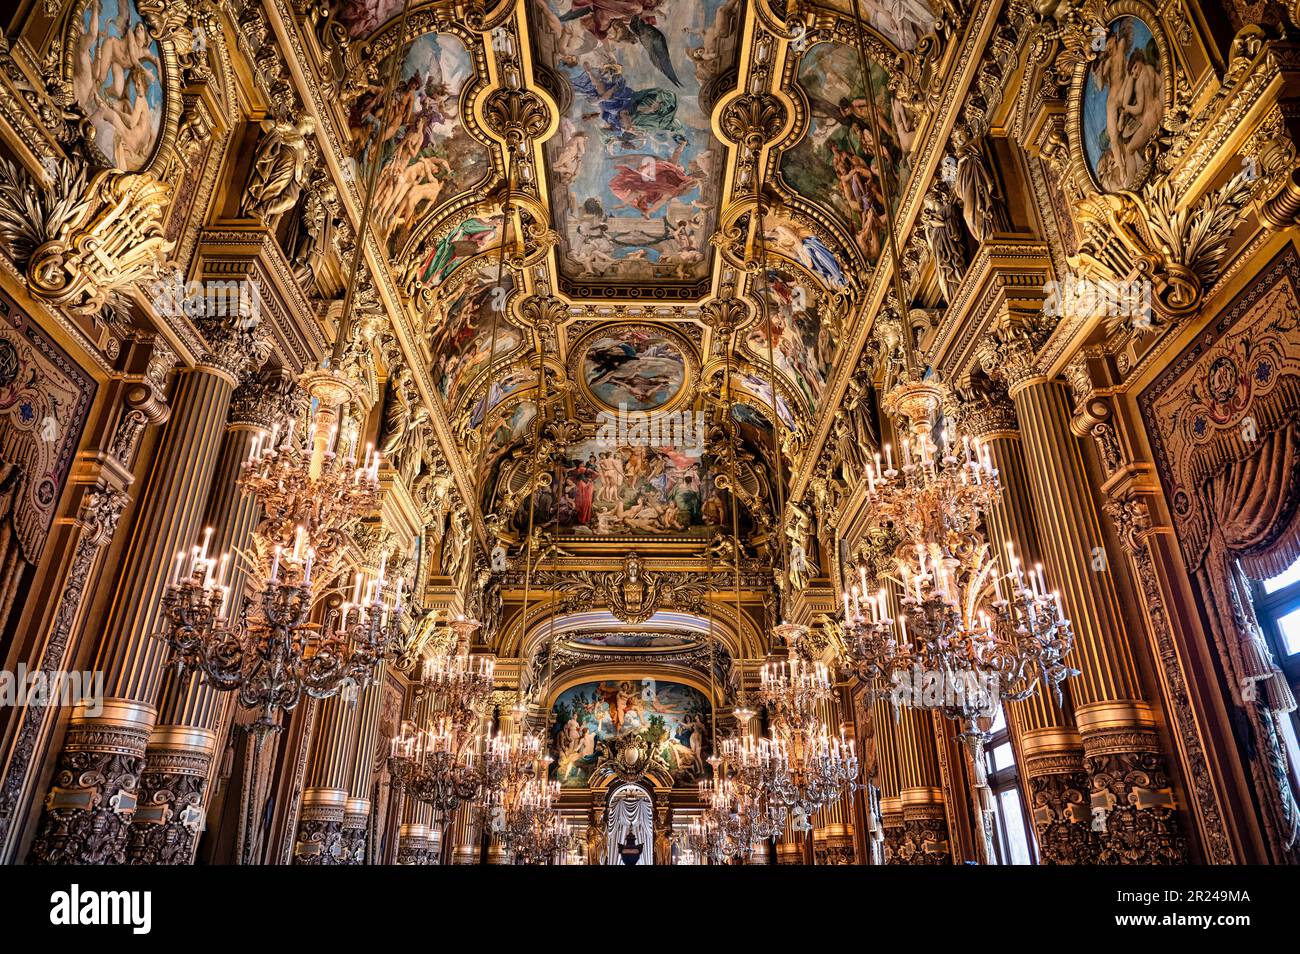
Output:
(92, 3), (160, 103)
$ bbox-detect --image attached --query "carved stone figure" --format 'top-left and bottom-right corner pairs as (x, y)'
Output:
(379, 367), (415, 466)
(243, 115), (315, 220)
(920, 181), (966, 302)
(951, 127), (1008, 243)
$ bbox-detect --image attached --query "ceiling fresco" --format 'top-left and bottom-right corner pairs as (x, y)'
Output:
(324, 0), (936, 546)
(349, 29), (491, 254)
(531, 0), (742, 292)
(779, 39), (912, 265)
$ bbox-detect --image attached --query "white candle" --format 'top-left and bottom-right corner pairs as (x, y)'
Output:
(271, 545), (281, 582)
(885, 443), (893, 471)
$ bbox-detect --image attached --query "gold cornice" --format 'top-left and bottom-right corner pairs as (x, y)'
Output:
(930, 237), (1055, 382)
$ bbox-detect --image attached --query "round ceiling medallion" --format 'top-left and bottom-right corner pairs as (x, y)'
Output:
(577, 324), (691, 413)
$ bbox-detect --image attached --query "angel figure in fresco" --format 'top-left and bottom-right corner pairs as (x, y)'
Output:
(555, 0), (682, 87)
(91, 3), (161, 102)
(418, 217), (496, 286)
(609, 135), (703, 218)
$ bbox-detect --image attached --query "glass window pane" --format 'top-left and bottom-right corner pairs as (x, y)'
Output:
(1276, 606), (1300, 656)
(1263, 554), (1300, 593)
(991, 741), (1015, 773)
(997, 788), (1033, 865)
(989, 706), (1007, 734)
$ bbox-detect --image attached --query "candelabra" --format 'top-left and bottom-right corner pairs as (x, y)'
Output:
(759, 626), (834, 732)
(698, 768), (785, 860)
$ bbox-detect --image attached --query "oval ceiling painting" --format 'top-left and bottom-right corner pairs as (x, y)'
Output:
(73, 0), (165, 171)
(579, 325), (688, 412)
(567, 631), (698, 650)
(1081, 16), (1163, 193)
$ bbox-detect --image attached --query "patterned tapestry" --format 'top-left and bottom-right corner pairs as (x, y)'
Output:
(1140, 245), (1300, 572)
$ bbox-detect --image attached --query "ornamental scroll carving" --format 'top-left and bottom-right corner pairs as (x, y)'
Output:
(530, 553), (710, 624)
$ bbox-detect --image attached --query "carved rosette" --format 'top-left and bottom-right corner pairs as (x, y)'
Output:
(27, 702), (155, 865)
(720, 92), (787, 151)
(1083, 727), (1188, 865)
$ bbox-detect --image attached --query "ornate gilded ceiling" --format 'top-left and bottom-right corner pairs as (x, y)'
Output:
(304, 0), (944, 546)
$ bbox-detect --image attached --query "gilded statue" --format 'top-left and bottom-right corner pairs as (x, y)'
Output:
(243, 115), (315, 220)
(951, 126), (1008, 243)
(920, 181), (965, 303)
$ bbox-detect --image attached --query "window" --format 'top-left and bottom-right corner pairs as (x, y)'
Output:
(983, 706), (1037, 865)
(1252, 553), (1300, 680)
(1251, 554), (1300, 790)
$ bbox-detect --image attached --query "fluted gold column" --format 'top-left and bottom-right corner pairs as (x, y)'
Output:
(872, 698), (905, 863)
(292, 694), (361, 865)
(995, 350), (1186, 863)
(960, 386), (1095, 863)
(343, 668), (386, 864)
(396, 688), (435, 865)
(29, 358), (244, 865)
(896, 705), (950, 864)
(128, 375), (290, 864)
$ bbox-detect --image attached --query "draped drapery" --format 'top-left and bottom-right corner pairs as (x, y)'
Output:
(1192, 423), (1300, 855)
(605, 786), (654, 866)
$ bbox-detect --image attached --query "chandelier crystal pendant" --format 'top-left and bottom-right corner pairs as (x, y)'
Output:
(156, 377), (408, 732)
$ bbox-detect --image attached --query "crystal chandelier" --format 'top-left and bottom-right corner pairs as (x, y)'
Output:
(157, 372), (406, 731)
(496, 777), (571, 865)
(698, 766), (785, 861)
(751, 629), (859, 830)
(840, 384), (1077, 729)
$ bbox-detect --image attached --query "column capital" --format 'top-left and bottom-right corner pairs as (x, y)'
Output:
(228, 368), (302, 432)
(977, 314), (1050, 396)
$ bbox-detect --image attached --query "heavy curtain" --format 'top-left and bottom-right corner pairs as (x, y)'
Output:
(1193, 423), (1300, 855)
(605, 786), (654, 866)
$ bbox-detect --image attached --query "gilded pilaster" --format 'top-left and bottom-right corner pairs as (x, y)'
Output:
(983, 330), (1186, 864)
(29, 349), (250, 864)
